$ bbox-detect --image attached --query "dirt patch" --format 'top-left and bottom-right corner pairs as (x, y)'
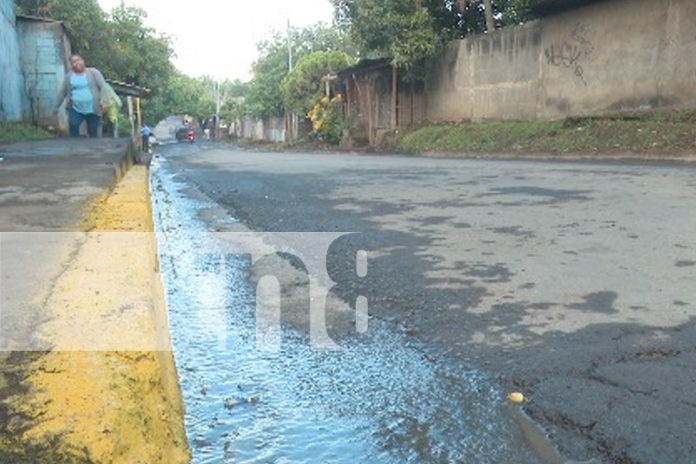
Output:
(0, 167), (189, 463)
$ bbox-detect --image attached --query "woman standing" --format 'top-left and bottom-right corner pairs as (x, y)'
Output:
(56, 54), (109, 138)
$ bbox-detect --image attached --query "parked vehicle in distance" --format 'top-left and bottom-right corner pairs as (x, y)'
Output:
(175, 127), (196, 143)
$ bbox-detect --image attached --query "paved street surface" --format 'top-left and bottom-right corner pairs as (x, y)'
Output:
(157, 142), (696, 463)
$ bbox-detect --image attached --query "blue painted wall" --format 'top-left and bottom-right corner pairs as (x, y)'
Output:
(0, 0), (25, 121)
(17, 19), (70, 128)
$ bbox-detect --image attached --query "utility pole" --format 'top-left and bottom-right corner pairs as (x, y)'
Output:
(214, 80), (222, 139)
(287, 19), (293, 72)
(287, 18), (296, 141)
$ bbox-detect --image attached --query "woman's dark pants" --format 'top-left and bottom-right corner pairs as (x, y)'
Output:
(69, 108), (100, 138)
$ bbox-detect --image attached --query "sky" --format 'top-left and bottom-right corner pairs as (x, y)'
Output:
(98, 0), (335, 81)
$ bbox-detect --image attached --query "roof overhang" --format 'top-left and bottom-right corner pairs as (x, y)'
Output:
(338, 58), (392, 79)
(107, 80), (151, 98)
(16, 14), (74, 44)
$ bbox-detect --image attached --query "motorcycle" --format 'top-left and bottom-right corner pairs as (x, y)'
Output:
(176, 127), (196, 144)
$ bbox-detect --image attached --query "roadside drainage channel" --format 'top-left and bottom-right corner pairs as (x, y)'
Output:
(150, 156), (559, 464)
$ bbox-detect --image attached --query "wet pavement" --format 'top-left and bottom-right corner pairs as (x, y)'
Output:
(153, 143), (696, 464)
(151, 156), (548, 464)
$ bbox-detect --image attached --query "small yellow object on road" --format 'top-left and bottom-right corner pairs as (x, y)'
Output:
(507, 392), (525, 404)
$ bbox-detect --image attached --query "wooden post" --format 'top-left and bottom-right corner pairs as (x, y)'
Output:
(127, 96), (135, 144)
(367, 75), (376, 145)
(136, 97), (143, 150)
(391, 65), (398, 130)
(410, 82), (415, 126)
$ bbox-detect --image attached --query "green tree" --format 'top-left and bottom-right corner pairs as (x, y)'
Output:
(16, 0), (179, 125)
(332, 0), (533, 79)
(334, 0), (440, 73)
(280, 51), (354, 116)
(142, 72), (215, 125)
(224, 79), (249, 99)
(16, 0), (114, 71)
(245, 49), (287, 119)
(219, 80), (249, 122)
(454, 0), (532, 33)
(107, 5), (174, 91)
(245, 23), (355, 119)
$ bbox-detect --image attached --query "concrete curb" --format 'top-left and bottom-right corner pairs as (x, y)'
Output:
(413, 150), (696, 164)
(94, 140), (137, 208)
(218, 141), (696, 165)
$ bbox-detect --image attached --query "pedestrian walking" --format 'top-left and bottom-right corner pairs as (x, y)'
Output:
(56, 54), (109, 138)
(141, 125), (153, 152)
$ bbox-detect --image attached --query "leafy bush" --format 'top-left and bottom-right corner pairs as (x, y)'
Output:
(307, 95), (345, 145)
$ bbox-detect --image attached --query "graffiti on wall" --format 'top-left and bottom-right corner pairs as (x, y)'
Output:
(544, 23), (594, 86)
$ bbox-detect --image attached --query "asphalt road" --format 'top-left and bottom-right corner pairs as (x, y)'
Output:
(158, 142), (696, 464)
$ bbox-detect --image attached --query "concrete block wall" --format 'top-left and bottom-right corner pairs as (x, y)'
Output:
(426, 0), (696, 121)
(264, 117), (286, 143)
(0, 0), (25, 121)
(232, 117), (286, 143)
(17, 20), (70, 128)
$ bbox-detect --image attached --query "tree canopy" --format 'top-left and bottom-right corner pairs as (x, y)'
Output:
(106, 5), (174, 92)
(333, 0), (440, 71)
(16, 0), (114, 70)
(245, 23), (355, 119)
(15, 0), (181, 123)
(280, 51), (354, 116)
(332, 0), (533, 79)
(141, 72), (217, 124)
(13, 0), (541, 126)
(15, 0), (174, 90)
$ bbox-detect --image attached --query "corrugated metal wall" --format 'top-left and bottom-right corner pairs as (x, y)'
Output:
(231, 117), (286, 143)
(17, 20), (70, 127)
(0, 0), (25, 121)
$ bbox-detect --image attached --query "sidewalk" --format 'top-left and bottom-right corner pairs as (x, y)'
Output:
(0, 139), (134, 232)
(1, 139), (134, 351)
(0, 139), (188, 463)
